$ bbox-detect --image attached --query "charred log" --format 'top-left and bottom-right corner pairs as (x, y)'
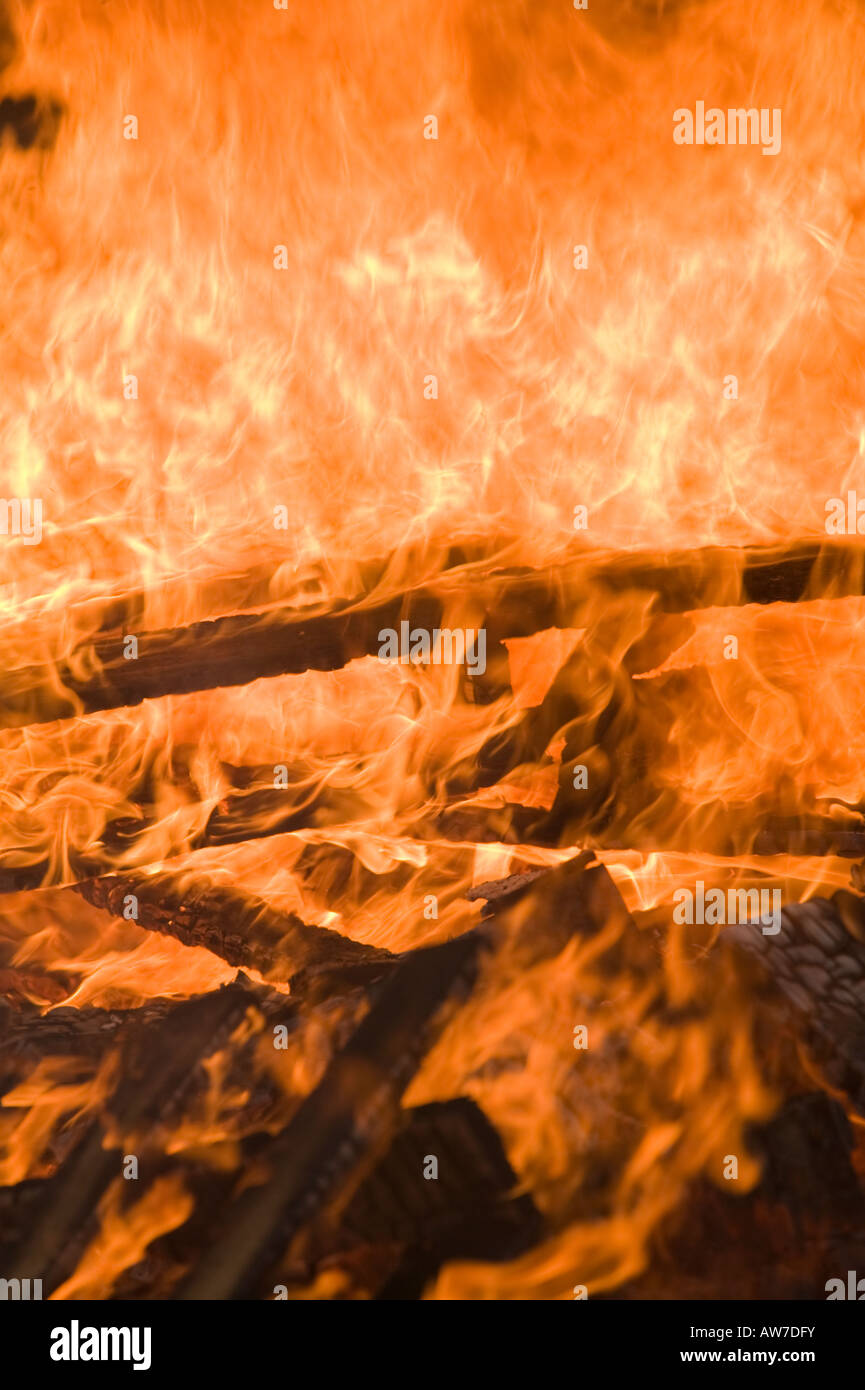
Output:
(615, 1092), (865, 1300)
(0, 965), (72, 1007)
(72, 871), (395, 986)
(724, 892), (865, 1113)
(0, 972), (293, 1077)
(176, 930), (484, 1298)
(0, 591), (443, 728)
(175, 853), (634, 1299)
(5, 538), (865, 729)
(114, 1098), (541, 1301)
(0, 982), (266, 1294)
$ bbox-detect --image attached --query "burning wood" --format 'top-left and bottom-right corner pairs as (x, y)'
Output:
(0, 983), (262, 1294)
(303, 1097), (543, 1299)
(4, 0), (865, 1313)
(0, 973), (293, 1075)
(176, 931), (484, 1299)
(71, 870), (394, 986)
(0, 965), (70, 1007)
(618, 1092), (865, 1299)
(724, 892), (865, 1112)
(175, 853), (622, 1298)
(5, 538), (865, 730)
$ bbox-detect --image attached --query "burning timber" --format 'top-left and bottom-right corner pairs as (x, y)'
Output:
(177, 931), (484, 1298)
(0, 973), (294, 1076)
(72, 871), (395, 986)
(6, 0), (865, 1308)
(724, 892), (865, 1113)
(2, 719), (865, 900)
(5, 849), (865, 1297)
(4, 538), (865, 728)
(176, 853), (628, 1298)
(0, 984), (260, 1293)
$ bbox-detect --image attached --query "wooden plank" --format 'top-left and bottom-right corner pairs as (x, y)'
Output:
(5, 538), (865, 728)
(72, 871), (396, 986)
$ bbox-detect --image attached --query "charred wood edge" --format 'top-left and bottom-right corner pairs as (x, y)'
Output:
(0, 973), (293, 1071)
(70, 872), (396, 987)
(722, 888), (865, 1112)
(0, 862), (590, 1070)
(0, 994), (182, 1067)
(176, 853), (614, 1299)
(2, 537), (861, 728)
(1, 981), (275, 1293)
(5, 536), (509, 656)
(465, 868), (549, 908)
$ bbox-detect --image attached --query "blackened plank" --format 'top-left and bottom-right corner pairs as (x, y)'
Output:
(72, 871), (395, 985)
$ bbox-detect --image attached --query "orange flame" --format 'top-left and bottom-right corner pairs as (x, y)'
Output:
(1, 0), (863, 1299)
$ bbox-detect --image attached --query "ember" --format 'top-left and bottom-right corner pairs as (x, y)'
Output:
(1, 0), (865, 1313)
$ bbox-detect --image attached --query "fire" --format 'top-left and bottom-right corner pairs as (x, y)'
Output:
(1, 0), (865, 1300)
(49, 1174), (193, 1301)
(0, 1056), (114, 1185)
